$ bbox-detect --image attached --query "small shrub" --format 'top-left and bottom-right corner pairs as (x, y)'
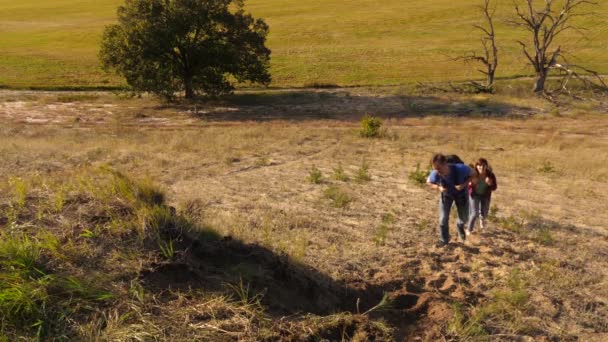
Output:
(409, 163), (430, 186)
(374, 214), (396, 246)
(538, 161), (556, 174)
(324, 186), (352, 208)
(359, 115), (382, 138)
(308, 165), (323, 184)
(355, 160), (371, 183)
(331, 164), (349, 182)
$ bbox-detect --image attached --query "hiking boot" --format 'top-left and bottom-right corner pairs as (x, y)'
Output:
(465, 228), (472, 236)
(480, 218), (486, 229)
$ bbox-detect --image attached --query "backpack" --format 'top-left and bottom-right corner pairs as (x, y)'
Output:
(446, 154), (464, 165)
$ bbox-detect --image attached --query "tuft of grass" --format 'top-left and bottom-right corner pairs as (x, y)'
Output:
(450, 268), (531, 339)
(538, 161), (556, 174)
(408, 163), (430, 186)
(448, 302), (487, 339)
(373, 213), (396, 246)
(496, 215), (525, 234)
(331, 164), (350, 182)
(354, 160), (372, 183)
(157, 238), (175, 260)
(324, 185), (352, 208)
(9, 177), (28, 209)
(359, 115), (383, 138)
(102, 167), (165, 207)
(308, 165), (323, 184)
(0, 234), (43, 275)
(533, 228), (554, 246)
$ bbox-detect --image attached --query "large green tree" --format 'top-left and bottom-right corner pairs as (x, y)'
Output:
(100, 0), (271, 99)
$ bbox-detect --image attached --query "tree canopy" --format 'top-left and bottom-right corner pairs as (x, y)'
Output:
(100, 0), (271, 99)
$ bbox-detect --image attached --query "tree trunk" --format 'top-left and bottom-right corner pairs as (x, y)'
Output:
(184, 74), (194, 99)
(487, 69), (495, 91)
(533, 71), (547, 93)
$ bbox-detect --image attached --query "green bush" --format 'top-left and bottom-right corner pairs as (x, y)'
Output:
(331, 164), (349, 182)
(308, 165), (323, 184)
(324, 186), (352, 208)
(359, 115), (383, 138)
(374, 214), (396, 246)
(408, 163), (430, 186)
(355, 160), (371, 183)
(538, 161), (556, 174)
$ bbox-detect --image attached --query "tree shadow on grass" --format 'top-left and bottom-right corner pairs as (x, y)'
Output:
(161, 88), (535, 122)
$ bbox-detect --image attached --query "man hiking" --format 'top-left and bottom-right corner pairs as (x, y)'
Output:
(426, 154), (474, 247)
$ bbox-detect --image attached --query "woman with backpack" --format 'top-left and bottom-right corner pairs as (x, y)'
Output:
(466, 158), (497, 235)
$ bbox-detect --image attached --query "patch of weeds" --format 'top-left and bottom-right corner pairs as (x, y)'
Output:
(324, 185), (352, 208)
(331, 164), (349, 182)
(9, 177), (28, 209)
(496, 215), (525, 233)
(414, 219), (432, 232)
(103, 167), (164, 207)
(538, 161), (556, 174)
(408, 163), (430, 186)
(308, 165), (323, 184)
(354, 160), (371, 183)
(533, 228), (554, 246)
(0, 234), (43, 275)
(0, 232), (114, 339)
(450, 268), (531, 339)
(448, 302), (487, 339)
(359, 114), (382, 138)
(227, 278), (265, 314)
(374, 213), (396, 246)
(53, 188), (65, 213)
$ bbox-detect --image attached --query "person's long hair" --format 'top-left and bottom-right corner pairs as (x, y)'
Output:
(471, 158), (493, 185)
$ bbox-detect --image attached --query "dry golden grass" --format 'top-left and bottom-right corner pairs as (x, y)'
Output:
(1, 87), (607, 340)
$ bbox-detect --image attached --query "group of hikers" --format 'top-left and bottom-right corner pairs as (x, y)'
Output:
(426, 153), (498, 247)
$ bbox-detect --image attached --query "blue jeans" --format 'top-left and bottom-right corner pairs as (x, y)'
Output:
(438, 192), (469, 243)
(467, 194), (491, 231)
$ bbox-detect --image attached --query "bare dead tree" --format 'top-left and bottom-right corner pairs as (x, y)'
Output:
(461, 0), (499, 93)
(513, 0), (597, 94)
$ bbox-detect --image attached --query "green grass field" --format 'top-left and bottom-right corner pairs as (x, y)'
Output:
(1, 0), (607, 88)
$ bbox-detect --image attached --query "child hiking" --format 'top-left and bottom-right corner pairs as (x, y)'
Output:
(427, 154), (474, 247)
(466, 158), (497, 234)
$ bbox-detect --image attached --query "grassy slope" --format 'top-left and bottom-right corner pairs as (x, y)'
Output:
(1, 90), (607, 339)
(0, 0), (606, 88)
